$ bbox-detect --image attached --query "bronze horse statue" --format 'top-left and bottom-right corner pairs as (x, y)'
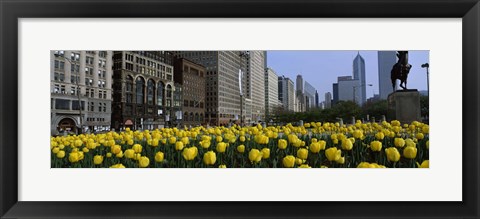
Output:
(391, 51), (412, 91)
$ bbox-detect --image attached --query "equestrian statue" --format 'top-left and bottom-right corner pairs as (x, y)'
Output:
(391, 51), (412, 91)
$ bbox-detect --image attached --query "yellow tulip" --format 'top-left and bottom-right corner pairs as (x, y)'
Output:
(169, 136), (177, 144)
(426, 140), (429, 149)
(341, 139), (353, 151)
(155, 151), (164, 162)
(151, 138), (159, 147)
(124, 149), (135, 159)
(132, 144), (142, 153)
(93, 155), (104, 165)
(216, 142), (227, 153)
(216, 136), (223, 143)
(111, 145), (122, 154)
(353, 130), (363, 139)
(420, 160), (429, 168)
(237, 145), (245, 153)
(219, 164), (227, 168)
(52, 147), (60, 154)
(309, 142), (321, 153)
(182, 147), (198, 161)
(405, 138), (416, 148)
(295, 158), (304, 165)
(394, 138), (405, 148)
(106, 152), (112, 158)
(375, 132), (385, 140)
(385, 147), (401, 162)
(110, 164), (125, 168)
(336, 156), (345, 164)
(248, 149), (262, 163)
(298, 164), (311, 168)
(282, 155), (295, 168)
(56, 150), (65, 159)
(175, 141), (184, 151)
(422, 125), (429, 134)
(416, 133), (424, 140)
(278, 139), (287, 150)
(297, 148), (308, 160)
(325, 147), (342, 161)
(403, 146), (417, 159)
(203, 151), (216, 165)
(200, 140), (211, 149)
(116, 150), (124, 158)
(138, 156), (150, 167)
(370, 141), (382, 152)
(261, 148), (270, 159)
(240, 136), (246, 142)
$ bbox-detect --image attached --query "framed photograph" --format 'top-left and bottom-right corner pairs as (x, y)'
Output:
(1, 0), (479, 218)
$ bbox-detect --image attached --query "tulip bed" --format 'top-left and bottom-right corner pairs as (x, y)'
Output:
(50, 120), (429, 168)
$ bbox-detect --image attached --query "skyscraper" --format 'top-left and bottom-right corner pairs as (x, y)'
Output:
(315, 91), (319, 108)
(265, 68), (279, 119)
(278, 75), (295, 111)
(353, 52), (366, 105)
(296, 74), (305, 112)
(304, 80), (316, 111)
(247, 51), (266, 122)
(325, 92), (332, 109)
(378, 51), (397, 99)
(337, 76), (360, 102)
(332, 83), (339, 105)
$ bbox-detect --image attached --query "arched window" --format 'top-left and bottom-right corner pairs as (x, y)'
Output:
(195, 113), (199, 122)
(200, 114), (204, 123)
(157, 82), (164, 107)
(165, 84), (172, 107)
(184, 112), (189, 122)
(126, 76), (133, 103)
(136, 77), (145, 104)
(190, 112), (194, 122)
(147, 79), (155, 105)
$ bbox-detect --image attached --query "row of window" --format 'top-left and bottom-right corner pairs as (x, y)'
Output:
(86, 118), (107, 122)
(183, 112), (204, 122)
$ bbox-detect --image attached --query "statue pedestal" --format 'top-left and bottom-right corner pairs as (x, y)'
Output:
(387, 90), (421, 124)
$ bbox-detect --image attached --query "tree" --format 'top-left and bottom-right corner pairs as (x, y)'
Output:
(420, 95), (429, 122)
(362, 100), (388, 121)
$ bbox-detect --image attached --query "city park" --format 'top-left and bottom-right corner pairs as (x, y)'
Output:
(51, 51), (429, 168)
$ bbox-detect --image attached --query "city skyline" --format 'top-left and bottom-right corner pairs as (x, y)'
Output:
(267, 50), (430, 103)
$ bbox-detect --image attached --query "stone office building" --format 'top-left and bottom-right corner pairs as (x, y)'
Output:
(173, 58), (206, 127)
(111, 51), (175, 131)
(50, 50), (112, 135)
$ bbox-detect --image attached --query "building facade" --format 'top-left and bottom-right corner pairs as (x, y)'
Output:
(353, 53), (367, 105)
(325, 92), (332, 109)
(332, 83), (339, 105)
(295, 74), (305, 112)
(304, 80), (316, 111)
(173, 51), (247, 126)
(111, 51), (175, 131)
(245, 51), (266, 122)
(265, 68), (279, 119)
(378, 51), (397, 99)
(51, 50), (112, 135)
(278, 75), (295, 112)
(337, 76), (360, 102)
(173, 58), (206, 127)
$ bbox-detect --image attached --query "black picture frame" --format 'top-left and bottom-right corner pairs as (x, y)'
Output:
(1, 0), (479, 218)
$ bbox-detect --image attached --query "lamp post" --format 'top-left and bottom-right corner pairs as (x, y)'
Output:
(239, 51), (249, 127)
(421, 63), (429, 94)
(55, 52), (84, 134)
(353, 83), (372, 105)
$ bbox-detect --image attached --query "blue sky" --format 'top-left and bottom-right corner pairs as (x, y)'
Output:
(266, 51), (430, 102)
